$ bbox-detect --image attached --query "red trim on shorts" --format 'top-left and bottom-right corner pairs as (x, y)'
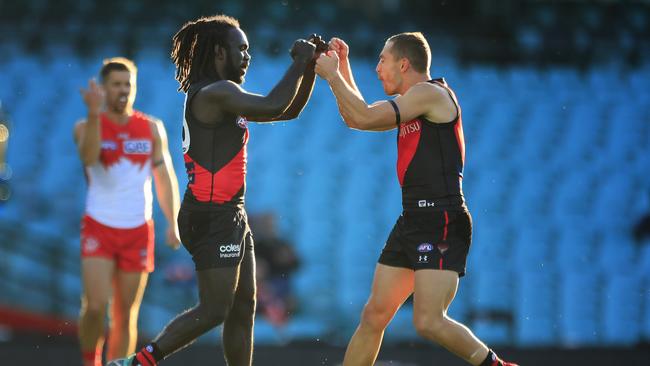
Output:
(443, 210), (449, 240)
(439, 258), (443, 270)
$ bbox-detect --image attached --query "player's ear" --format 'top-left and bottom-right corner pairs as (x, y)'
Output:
(214, 44), (226, 60)
(400, 58), (409, 73)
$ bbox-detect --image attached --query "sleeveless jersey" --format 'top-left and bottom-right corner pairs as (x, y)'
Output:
(397, 78), (466, 210)
(85, 111), (154, 228)
(181, 79), (248, 210)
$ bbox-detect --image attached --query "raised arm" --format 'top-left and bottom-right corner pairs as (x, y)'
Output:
(254, 34), (329, 122)
(329, 37), (361, 96)
(194, 39), (316, 122)
(74, 79), (104, 165)
(252, 59), (317, 122)
(315, 52), (448, 131)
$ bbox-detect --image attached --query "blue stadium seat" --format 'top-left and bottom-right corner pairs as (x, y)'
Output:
(554, 226), (597, 271)
(559, 270), (601, 346)
(471, 268), (514, 314)
(467, 222), (512, 269)
(597, 232), (637, 274)
(512, 224), (555, 271)
(602, 274), (643, 345)
(514, 270), (557, 346)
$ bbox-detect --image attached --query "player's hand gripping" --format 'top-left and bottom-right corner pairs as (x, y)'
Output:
(328, 37), (349, 62)
(290, 39), (316, 63)
(308, 34), (330, 58)
(314, 50), (340, 82)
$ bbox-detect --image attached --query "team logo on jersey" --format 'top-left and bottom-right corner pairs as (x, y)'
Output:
(101, 141), (117, 151)
(417, 243), (433, 253)
(236, 116), (248, 129)
(399, 120), (420, 138)
(83, 236), (99, 253)
(123, 140), (152, 155)
(418, 200), (435, 208)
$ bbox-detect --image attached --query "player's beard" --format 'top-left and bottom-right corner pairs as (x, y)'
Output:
(110, 95), (130, 114)
(225, 57), (243, 84)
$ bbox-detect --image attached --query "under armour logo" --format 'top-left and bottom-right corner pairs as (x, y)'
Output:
(418, 255), (428, 263)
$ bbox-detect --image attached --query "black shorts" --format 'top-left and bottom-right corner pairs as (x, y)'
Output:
(378, 209), (472, 276)
(178, 206), (253, 270)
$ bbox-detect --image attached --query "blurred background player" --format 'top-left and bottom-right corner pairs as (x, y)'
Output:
(107, 15), (321, 366)
(75, 57), (181, 366)
(315, 34), (517, 366)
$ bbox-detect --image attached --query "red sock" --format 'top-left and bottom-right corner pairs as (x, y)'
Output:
(81, 348), (102, 366)
(133, 345), (158, 366)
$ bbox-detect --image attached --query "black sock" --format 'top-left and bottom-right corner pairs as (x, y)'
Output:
(480, 349), (501, 366)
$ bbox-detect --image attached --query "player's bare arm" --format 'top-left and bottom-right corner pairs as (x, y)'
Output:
(316, 53), (451, 131)
(328, 37), (361, 96)
(193, 39), (316, 123)
(75, 79), (104, 165)
(255, 34), (328, 122)
(150, 118), (181, 249)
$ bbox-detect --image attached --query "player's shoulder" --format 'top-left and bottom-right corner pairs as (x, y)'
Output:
(411, 80), (448, 95)
(411, 81), (455, 106)
(73, 117), (91, 133)
(201, 80), (243, 98)
(134, 111), (164, 130)
(133, 110), (162, 124)
(74, 117), (87, 127)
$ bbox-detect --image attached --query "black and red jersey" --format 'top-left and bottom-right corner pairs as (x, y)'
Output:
(181, 79), (248, 210)
(397, 78), (466, 211)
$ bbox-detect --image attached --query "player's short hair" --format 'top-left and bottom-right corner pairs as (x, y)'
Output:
(100, 57), (137, 82)
(171, 14), (241, 92)
(386, 32), (431, 73)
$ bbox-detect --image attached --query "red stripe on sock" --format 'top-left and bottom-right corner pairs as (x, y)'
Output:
(82, 350), (96, 362)
(137, 352), (155, 366)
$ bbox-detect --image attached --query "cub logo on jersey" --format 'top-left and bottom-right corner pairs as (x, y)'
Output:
(236, 116), (248, 129)
(123, 140), (152, 155)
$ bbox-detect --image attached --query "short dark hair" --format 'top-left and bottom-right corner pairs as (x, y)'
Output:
(100, 57), (137, 82)
(386, 32), (431, 73)
(171, 14), (241, 92)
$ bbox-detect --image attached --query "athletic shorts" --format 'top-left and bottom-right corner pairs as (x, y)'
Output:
(178, 206), (253, 270)
(80, 215), (155, 272)
(378, 209), (472, 276)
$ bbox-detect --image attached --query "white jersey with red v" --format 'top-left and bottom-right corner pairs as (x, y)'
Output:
(85, 111), (155, 228)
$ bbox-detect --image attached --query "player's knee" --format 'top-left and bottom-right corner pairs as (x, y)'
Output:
(413, 312), (446, 341)
(197, 303), (229, 327)
(360, 302), (393, 331)
(227, 296), (255, 325)
(82, 298), (108, 320)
